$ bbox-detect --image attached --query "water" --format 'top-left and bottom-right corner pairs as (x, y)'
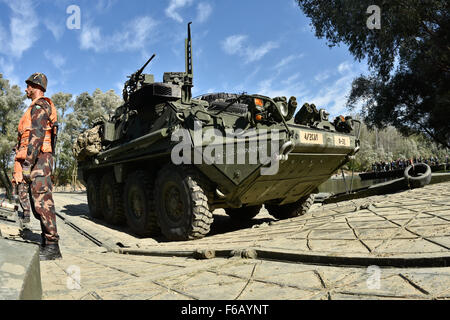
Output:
(318, 176), (392, 195)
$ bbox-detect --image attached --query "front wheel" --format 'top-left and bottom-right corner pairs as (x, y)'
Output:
(266, 194), (315, 220)
(154, 165), (213, 241)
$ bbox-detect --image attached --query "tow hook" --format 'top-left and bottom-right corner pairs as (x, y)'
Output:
(278, 140), (295, 161)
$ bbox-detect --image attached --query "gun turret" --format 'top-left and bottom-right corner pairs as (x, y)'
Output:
(123, 54), (156, 101)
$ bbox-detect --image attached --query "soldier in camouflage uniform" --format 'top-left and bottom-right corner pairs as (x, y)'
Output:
(19, 73), (62, 260)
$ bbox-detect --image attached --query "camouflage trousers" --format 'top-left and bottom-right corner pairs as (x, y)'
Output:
(29, 152), (59, 244)
(17, 182), (32, 219)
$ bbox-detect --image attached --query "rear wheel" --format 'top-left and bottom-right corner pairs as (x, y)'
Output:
(100, 173), (126, 225)
(87, 175), (102, 219)
(266, 194), (315, 220)
(225, 205), (262, 221)
(123, 171), (159, 237)
(154, 165), (213, 241)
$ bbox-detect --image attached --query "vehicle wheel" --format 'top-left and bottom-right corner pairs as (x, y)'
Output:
(154, 165), (213, 241)
(123, 171), (159, 237)
(266, 194), (315, 220)
(225, 205), (262, 221)
(404, 163), (432, 188)
(87, 175), (103, 219)
(100, 173), (126, 225)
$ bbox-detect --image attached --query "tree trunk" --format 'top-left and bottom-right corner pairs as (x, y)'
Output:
(71, 166), (77, 191)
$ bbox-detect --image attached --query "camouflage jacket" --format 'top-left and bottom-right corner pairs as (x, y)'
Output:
(24, 98), (52, 167)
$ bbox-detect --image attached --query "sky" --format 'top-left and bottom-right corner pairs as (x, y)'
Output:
(0, 0), (371, 118)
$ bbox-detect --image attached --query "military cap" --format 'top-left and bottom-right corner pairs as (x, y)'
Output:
(25, 73), (48, 92)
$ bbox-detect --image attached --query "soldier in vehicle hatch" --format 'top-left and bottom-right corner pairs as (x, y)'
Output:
(13, 72), (62, 260)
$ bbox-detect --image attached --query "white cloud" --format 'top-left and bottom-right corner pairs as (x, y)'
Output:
(165, 0), (194, 23)
(80, 16), (158, 53)
(338, 61), (352, 74)
(306, 76), (354, 116)
(314, 61), (352, 83)
(222, 35), (247, 55)
(222, 35), (279, 63)
(282, 73), (300, 85)
(0, 0), (39, 58)
(44, 50), (66, 69)
(314, 70), (332, 82)
(80, 24), (103, 51)
(0, 57), (13, 75)
(44, 20), (65, 40)
(273, 54), (304, 70)
(116, 16), (158, 51)
(196, 2), (212, 23)
(0, 57), (20, 86)
(256, 74), (307, 99)
(304, 62), (359, 117)
(252, 60), (366, 116)
(96, 0), (118, 12)
(246, 41), (279, 63)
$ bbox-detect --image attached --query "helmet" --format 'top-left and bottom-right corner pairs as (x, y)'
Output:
(25, 73), (48, 92)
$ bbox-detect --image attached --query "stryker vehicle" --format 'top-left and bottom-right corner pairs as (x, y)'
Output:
(74, 23), (361, 241)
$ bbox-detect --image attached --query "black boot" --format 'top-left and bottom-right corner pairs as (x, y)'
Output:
(39, 243), (62, 261)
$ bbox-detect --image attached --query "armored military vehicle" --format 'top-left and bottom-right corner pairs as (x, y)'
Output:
(74, 23), (361, 241)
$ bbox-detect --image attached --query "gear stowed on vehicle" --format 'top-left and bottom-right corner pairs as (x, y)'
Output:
(74, 23), (361, 241)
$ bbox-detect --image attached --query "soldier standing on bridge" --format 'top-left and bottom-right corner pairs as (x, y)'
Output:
(13, 73), (62, 260)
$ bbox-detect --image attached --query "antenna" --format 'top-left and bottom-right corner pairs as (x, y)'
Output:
(182, 22), (193, 105)
(186, 22), (193, 76)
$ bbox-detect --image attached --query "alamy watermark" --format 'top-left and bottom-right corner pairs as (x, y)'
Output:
(367, 5), (381, 30)
(366, 265), (381, 290)
(66, 5), (81, 30)
(66, 265), (81, 290)
(170, 122), (285, 175)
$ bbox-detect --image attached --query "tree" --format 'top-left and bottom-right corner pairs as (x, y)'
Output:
(56, 89), (122, 187)
(92, 88), (122, 120)
(346, 118), (448, 172)
(0, 74), (25, 198)
(51, 92), (74, 186)
(297, 0), (450, 148)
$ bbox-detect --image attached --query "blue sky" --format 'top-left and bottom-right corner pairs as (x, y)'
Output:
(0, 0), (370, 118)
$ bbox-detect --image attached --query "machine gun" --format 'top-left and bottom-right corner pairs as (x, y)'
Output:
(122, 54), (156, 102)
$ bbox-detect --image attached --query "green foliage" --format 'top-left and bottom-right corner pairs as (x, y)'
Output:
(52, 89), (122, 186)
(349, 121), (448, 172)
(0, 73), (25, 197)
(51, 92), (74, 186)
(297, 0), (450, 148)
